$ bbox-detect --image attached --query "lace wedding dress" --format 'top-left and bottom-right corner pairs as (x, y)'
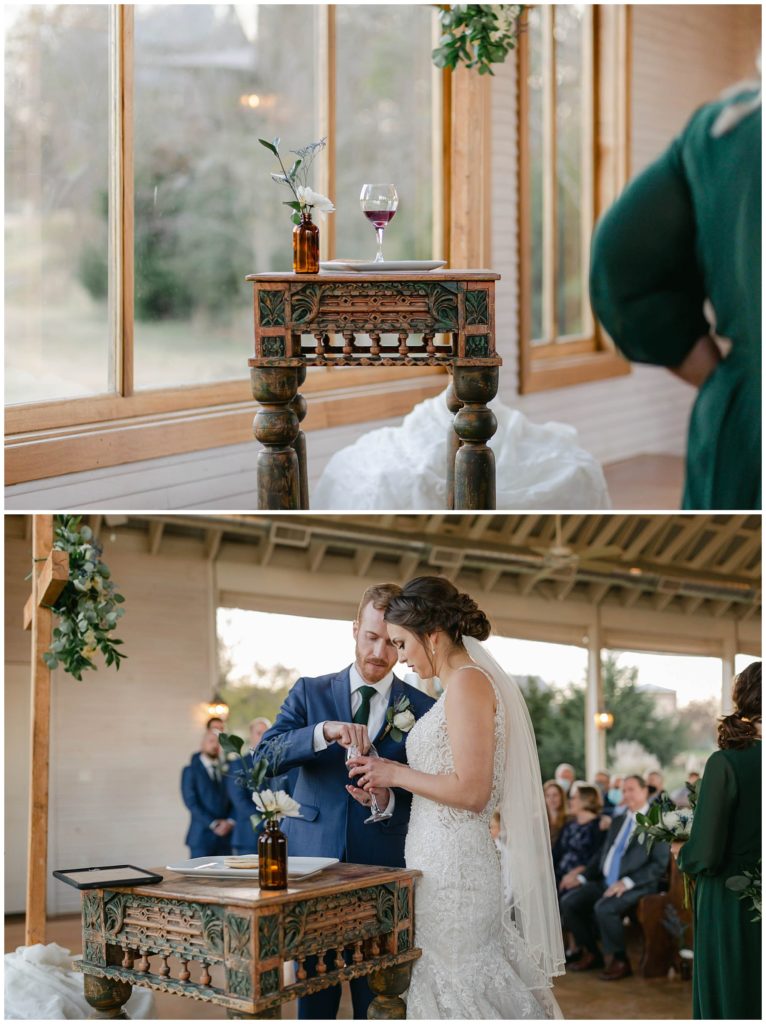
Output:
(313, 388), (610, 510)
(404, 666), (562, 1020)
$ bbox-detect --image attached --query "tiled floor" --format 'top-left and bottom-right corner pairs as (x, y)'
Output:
(6, 915), (691, 1019)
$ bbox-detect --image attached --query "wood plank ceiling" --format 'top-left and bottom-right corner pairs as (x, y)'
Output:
(6, 514), (760, 622)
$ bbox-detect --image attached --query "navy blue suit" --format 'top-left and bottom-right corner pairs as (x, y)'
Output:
(181, 753), (234, 858)
(259, 666), (435, 1020)
(226, 753), (298, 855)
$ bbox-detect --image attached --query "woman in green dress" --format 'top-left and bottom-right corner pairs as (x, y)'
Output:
(589, 78), (761, 510)
(676, 662), (761, 1018)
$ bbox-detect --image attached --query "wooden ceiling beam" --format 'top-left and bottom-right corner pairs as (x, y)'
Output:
(148, 521), (164, 555)
(205, 529), (223, 562)
(655, 517), (710, 564)
(719, 533), (761, 575)
(623, 516), (670, 561)
(354, 548), (375, 577)
(689, 517), (747, 569)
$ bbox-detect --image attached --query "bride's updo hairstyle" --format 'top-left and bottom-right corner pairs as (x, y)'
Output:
(383, 576), (491, 655)
(718, 661), (761, 750)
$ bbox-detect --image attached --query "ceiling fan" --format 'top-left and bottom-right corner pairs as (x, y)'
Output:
(524, 516), (625, 588)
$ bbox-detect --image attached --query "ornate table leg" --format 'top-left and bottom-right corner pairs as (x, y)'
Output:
(83, 974), (132, 1020)
(251, 366), (301, 510)
(367, 962), (413, 1019)
(452, 364), (499, 510)
(445, 375), (463, 511)
(289, 366), (309, 510)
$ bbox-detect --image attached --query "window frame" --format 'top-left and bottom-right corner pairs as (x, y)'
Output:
(5, 4), (450, 484)
(517, 4), (632, 395)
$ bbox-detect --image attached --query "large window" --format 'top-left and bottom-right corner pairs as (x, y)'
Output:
(5, 5), (445, 481)
(518, 5), (631, 393)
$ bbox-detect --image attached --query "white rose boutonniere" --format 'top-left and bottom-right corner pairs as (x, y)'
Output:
(381, 696), (417, 743)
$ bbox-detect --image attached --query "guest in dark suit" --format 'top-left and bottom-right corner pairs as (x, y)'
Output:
(560, 774), (669, 980)
(226, 717), (300, 855)
(258, 583), (435, 1021)
(181, 729), (234, 858)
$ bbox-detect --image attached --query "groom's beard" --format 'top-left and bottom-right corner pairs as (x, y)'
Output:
(358, 657), (392, 684)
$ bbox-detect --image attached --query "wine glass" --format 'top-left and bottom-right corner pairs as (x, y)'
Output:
(360, 184), (398, 263)
(345, 743), (393, 824)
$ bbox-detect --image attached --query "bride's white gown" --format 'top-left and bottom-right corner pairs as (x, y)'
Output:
(404, 673), (561, 1020)
(313, 388), (610, 510)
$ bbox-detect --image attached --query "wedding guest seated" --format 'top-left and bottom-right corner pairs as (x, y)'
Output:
(555, 762), (576, 795)
(544, 780), (569, 847)
(671, 770), (700, 807)
(593, 770), (615, 818)
(181, 729), (234, 858)
(560, 775), (670, 980)
(646, 769), (664, 801)
(554, 784), (604, 888)
(608, 775), (626, 816)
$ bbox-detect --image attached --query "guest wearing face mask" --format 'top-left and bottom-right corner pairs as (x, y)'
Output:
(555, 763), (576, 795)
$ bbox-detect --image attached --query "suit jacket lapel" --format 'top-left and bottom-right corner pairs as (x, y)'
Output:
(332, 666), (353, 725)
(372, 675), (405, 745)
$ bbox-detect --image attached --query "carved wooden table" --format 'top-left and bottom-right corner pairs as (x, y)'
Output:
(246, 270), (501, 510)
(73, 863), (421, 1019)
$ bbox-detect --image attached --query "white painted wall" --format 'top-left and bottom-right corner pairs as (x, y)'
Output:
(5, 5), (760, 509)
(5, 526), (217, 914)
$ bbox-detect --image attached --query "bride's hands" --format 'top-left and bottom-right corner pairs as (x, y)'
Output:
(347, 755), (401, 791)
(346, 783), (389, 808)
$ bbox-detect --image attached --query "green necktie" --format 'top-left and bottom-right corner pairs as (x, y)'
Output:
(353, 685), (378, 725)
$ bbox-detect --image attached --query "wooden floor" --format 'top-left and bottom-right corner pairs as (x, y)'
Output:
(6, 915), (691, 1020)
(603, 454), (684, 510)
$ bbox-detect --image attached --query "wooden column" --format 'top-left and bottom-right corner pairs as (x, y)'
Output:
(585, 611), (606, 781)
(25, 516), (55, 945)
(721, 633), (737, 715)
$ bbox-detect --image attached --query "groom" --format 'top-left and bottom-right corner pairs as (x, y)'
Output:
(258, 583), (435, 1020)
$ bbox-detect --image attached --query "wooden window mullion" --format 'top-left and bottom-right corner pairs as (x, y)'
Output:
(316, 5), (336, 261)
(581, 7), (595, 338)
(108, 5), (134, 397)
(542, 5), (556, 342)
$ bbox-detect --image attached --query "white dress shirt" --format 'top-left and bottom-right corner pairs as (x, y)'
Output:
(313, 664), (396, 813)
(601, 803), (650, 890)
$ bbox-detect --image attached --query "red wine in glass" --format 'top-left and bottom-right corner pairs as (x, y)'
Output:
(360, 184), (398, 262)
(364, 209), (397, 229)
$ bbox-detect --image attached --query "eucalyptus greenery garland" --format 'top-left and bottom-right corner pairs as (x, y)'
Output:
(432, 5), (526, 76)
(41, 515), (127, 681)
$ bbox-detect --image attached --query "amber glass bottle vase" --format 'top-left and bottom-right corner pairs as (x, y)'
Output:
(259, 818), (288, 890)
(293, 210), (319, 274)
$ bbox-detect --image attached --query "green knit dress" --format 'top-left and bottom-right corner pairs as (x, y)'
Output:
(589, 89), (761, 510)
(677, 744), (761, 1019)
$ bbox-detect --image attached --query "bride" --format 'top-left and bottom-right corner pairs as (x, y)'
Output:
(348, 576), (565, 1019)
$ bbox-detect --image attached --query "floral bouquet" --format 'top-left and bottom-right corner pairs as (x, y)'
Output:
(634, 780), (699, 907)
(258, 136), (335, 224)
(218, 732), (301, 829)
(726, 860), (761, 922)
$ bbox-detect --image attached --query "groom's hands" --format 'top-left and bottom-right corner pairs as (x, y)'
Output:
(323, 721), (371, 752)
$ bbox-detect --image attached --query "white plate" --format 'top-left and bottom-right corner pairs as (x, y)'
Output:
(320, 259), (447, 273)
(165, 855), (339, 881)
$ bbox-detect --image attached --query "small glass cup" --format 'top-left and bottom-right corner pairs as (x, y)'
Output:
(346, 743), (393, 824)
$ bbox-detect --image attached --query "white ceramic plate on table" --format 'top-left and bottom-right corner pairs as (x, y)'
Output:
(320, 259), (447, 273)
(166, 856), (339, 881)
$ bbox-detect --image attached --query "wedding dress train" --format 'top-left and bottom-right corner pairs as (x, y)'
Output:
(313, 388), (610, 510)
(404, 661), (562, 1019)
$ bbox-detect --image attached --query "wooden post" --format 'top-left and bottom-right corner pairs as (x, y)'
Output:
(23, 514), (69, 946)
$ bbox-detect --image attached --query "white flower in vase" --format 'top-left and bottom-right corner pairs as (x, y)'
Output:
(296, 186), (335, 216)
